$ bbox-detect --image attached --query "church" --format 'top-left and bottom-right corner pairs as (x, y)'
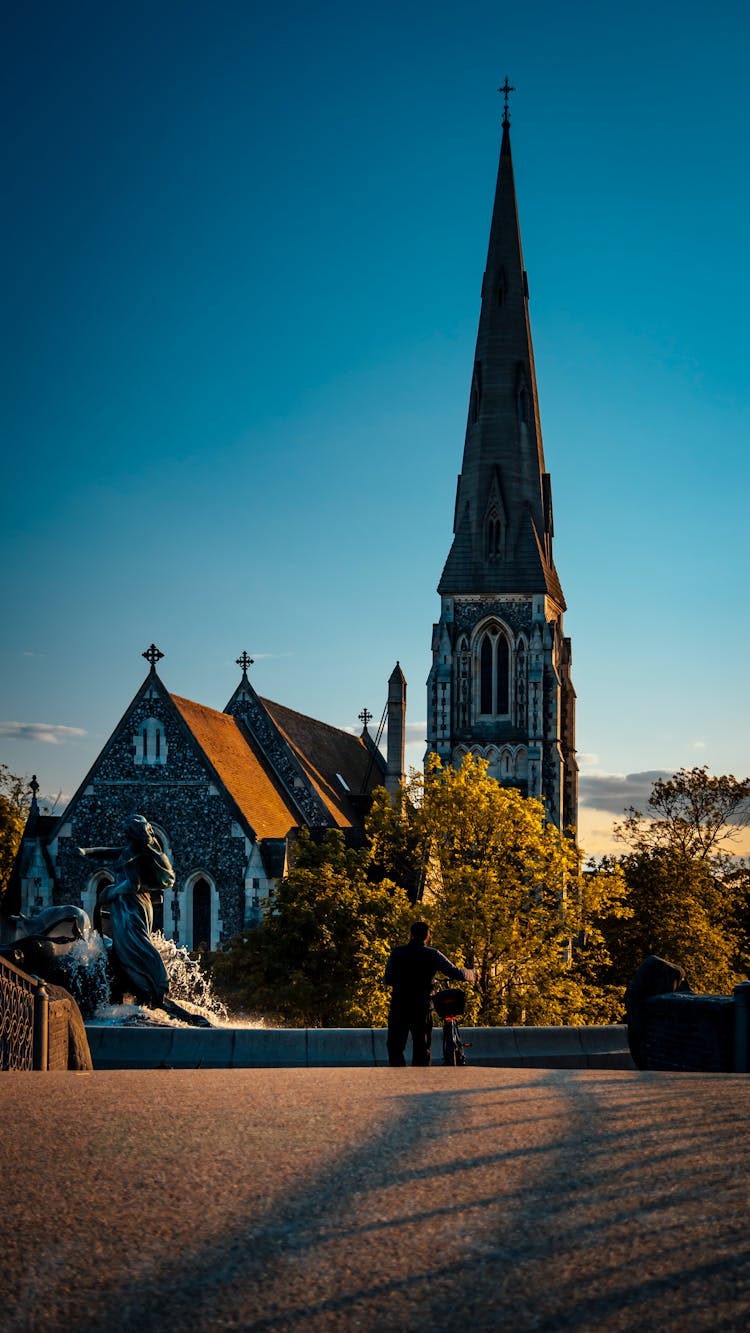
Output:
(427, 87), (577, 833)
(9, 650), (407, 950)
(8, 91), (577, 946)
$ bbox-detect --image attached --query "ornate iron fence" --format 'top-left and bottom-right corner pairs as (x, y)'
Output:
(0, 952), (48, 1070)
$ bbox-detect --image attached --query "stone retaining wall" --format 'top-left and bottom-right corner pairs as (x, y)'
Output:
(85, 1023), (633, 1071)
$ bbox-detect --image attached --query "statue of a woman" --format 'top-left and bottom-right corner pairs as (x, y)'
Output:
(78, 815), (175, 1006)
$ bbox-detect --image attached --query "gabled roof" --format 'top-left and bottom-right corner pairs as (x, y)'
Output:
(33, 663), (385, 863)
(262, 698), (385, 829)
(170, 694), (302, 840)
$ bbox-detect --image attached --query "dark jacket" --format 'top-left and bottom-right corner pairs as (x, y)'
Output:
(384, 940), (471, 1008)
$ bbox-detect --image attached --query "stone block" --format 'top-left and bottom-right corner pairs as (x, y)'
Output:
(307, 1028), (381, 1067)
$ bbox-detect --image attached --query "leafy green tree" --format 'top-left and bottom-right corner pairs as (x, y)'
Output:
(370, 754), (627, 1025)
(212, 830), (412, 1026)
(0, 765), (30, 901)
(600, 849), (739, 994)
(615, 766), (750, 867)
(604, 766), (750, 992)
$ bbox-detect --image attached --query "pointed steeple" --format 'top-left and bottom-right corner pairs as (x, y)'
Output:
(439, 112), (564, 608)
(427, 94), (577, 838)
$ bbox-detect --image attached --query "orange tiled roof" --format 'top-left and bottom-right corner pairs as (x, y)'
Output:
(170, 694), (300, 840)
(262, 698), (384, 829)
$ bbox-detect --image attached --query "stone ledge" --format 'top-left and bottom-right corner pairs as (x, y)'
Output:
(84, 1023), (633, 1070)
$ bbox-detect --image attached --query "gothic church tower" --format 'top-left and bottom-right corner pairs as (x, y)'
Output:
(427, 93), (578, 835)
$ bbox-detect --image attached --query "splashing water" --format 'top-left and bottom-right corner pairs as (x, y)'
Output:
(54, 929), (243, 1026)
(152, 932), (228, 1022)
(55, 932), (112, 1018)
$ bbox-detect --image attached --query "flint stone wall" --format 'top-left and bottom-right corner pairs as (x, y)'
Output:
(53, 688), (251, 944)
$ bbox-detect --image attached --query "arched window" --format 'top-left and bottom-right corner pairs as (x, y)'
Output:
(476, 625), (511, 719)
(192, 878), (211, 953)
(497, 635), (509, 714)
(151, 897), (164, 935)
(515, 638), (527, 724)
(135, 717), (168, 766)
(82, 872), (115, 939)
(480, 635), (493, 714)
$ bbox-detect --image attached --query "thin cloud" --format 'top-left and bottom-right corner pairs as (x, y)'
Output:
(0, 722), (87, 745)
(405, 721), (428, 745)
(578, 770), (671, 815)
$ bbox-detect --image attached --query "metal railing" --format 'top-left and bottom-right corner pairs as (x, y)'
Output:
(0, 952), (49, 1071)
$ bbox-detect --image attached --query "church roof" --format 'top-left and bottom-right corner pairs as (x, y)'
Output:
(171, 692), (381, 838)
(262, 698), (384, 828)
(170, 694), (301, 839)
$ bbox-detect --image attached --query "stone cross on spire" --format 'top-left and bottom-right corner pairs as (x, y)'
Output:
(236, 651), (254, 678)
(499, 75), (515, 128)
(142, 644), (164, 672)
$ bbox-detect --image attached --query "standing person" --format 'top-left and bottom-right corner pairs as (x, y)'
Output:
(384, 921), (476, 1067)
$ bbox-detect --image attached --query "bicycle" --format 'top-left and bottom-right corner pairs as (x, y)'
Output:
(432, 987), (471, 1066)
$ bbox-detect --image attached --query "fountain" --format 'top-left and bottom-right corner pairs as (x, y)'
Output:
(6, 906), (229, 1027)
(2, 815), (236, 1068)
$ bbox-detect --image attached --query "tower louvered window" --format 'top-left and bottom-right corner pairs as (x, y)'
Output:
(479, 629), (510, 717)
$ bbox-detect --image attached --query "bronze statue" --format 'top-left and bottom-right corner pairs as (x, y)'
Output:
(77, 814), (174, 1007)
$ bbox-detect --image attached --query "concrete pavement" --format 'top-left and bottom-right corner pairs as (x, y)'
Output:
(2, 1067), (750, 1331)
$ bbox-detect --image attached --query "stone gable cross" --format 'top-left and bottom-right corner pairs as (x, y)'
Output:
(142, 643), (164, 671)
(236, 651), (254, 677)
(358, 708), (373, 731)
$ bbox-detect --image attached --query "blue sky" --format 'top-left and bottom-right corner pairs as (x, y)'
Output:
(3, 0), (749, 855)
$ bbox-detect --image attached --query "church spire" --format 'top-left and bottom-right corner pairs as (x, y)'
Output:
(438, 94), (564, 608)
(427, 94), (577, 838)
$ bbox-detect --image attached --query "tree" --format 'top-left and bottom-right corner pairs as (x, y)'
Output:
(212, 830), (412, 1026)
(605, 766), (750, 993)
(600, 848), (740, 995)
(0, 765), (31, 901)
(615, 766), (750, 867)
(370, 754), (627, 1025)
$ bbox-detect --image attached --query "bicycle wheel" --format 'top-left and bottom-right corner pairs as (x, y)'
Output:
(455, 1021), (468, 1065)
(443, 1020), (458, 1066)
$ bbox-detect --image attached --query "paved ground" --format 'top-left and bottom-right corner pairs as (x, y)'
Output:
(2, 1067), (750, 1332)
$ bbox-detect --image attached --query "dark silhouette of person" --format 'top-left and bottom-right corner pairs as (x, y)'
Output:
(384, 921), (476, 1066)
